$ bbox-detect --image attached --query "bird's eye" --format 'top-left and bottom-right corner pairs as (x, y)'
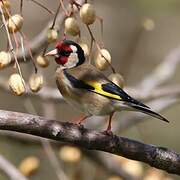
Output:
(60, 50), (70, 57)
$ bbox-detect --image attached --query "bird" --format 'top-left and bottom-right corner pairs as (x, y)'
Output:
(45, 39), (169, 133)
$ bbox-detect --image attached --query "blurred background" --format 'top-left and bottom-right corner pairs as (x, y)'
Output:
(0, 0), (180, 179)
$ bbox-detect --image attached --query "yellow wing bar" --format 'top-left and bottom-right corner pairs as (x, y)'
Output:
(87, 81), (121, 100)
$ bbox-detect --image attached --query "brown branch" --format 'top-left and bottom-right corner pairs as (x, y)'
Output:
(0, 110), (179, 175)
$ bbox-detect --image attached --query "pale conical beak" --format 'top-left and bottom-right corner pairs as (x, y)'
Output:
(44, 49), (58, 57)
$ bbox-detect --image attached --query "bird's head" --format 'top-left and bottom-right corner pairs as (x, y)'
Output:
(45, 40), (85, 69)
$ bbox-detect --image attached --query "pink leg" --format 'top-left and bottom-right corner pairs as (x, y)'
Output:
(105, 113), (114, 134)
(77, 115), (89, 125)
(72, 114), (90, 125)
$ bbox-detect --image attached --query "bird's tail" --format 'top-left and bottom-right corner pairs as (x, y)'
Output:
(117, 102), (169, 123)
(127, 103), (169, 123)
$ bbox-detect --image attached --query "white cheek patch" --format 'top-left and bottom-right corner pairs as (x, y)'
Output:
(65, 53), (79, 68)
(70, 45), (77, 53)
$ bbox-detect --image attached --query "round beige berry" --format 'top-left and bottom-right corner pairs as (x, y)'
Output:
(19, 156), (40, 177)
(0, 51), (11, 68)
(79, 42), (89, 57)
(59, 146), (81, 163)
(144, 168), (164, 180)
(9, 73), (25, 96)
(29, 74), (43, 92)
(65, 17), (80, 36)
(94, 49), (111, 71)
(7, 14), (23, 33)
(47, 28), (58, 43)
(36, 55), (49, 68)
(108, 73), (124, 88)
(143, 18), (155, 31)
(115, 156), (143, 178)
(121, 160), (143, 178)
(80, 3), (96, 25)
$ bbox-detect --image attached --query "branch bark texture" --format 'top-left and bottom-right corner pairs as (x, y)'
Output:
(0, 110), (179, 175)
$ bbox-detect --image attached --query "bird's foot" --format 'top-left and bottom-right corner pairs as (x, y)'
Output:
(77, 122), (85, 129)
(103, 129), (113, 136)
(103, 113), (114, 136)
(72, 115), (89, 125)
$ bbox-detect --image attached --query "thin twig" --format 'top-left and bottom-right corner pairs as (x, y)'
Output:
(0, 5), (25, 88)
(20, 31), (37, 73)
(0, 155), (28, 180)
(28, 0), (54, 14)
(0, 23), (4, 30)
(51, 3), (61, 29)
(20, 35), (27, 62)
(138, 46), (180, 91)
(96, 16), (104, 46)
(59, 0), (69, 16)
(86, 25), (116, 73)
(20, 0), (23, 16)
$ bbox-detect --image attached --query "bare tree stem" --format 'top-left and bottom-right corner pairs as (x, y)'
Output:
(0, 109), (179, 175)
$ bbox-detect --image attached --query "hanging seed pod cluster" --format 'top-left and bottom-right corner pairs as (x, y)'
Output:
(0, 0), (26, 96)
(61, 2), (96, 58)
(0, 0), (47, 96)
(0, 0), (24, 33)
(64, 3), (96, 36)
(0, 1), (12, 69)
(61, 1), (125, 88)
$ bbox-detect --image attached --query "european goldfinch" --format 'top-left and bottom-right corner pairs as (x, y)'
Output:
(45, 40), (169, 133)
